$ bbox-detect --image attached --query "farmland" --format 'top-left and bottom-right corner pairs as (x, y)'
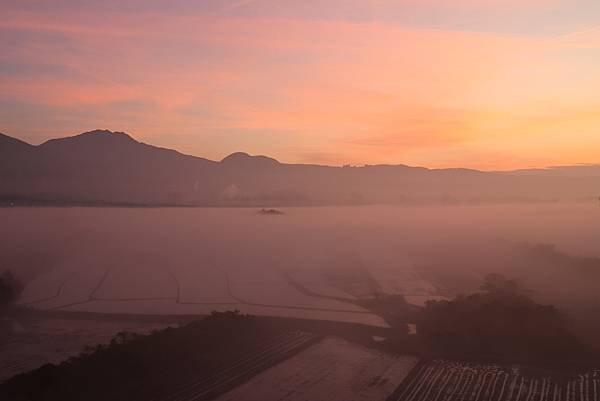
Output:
(7, 204), (600, 329)
(12, 205), (452, 329)
(0, 313), (322, 401)
(158, 331), (320, 401)
(217, 337), (419, 401)
(18, 263), (387, 327)
(14, 206), (405, 327)
(388, 359), (600, 401)
(4, 203), (600, 393)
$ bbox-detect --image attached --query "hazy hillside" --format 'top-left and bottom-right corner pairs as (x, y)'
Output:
(1, 130), (599, 206)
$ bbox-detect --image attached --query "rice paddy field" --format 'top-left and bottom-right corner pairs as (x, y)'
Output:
(7, 204), (600, 325)
(3, 203), (600, 388)
(389, 359), (600, 401)
(158, 331), (321, 401)
(12, 204), (591, 314)
(216, 337), (419, 401)
(10, 206), (467, 328)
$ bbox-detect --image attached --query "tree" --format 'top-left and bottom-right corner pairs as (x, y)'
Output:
(417, 274), (585, 364)
(0, 270), (23, 307)
(480, 273), (520, 294)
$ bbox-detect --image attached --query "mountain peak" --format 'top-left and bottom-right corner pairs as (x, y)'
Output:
(40, 129), (137, 148)
(222, 151), (251, 160)
(221, 152), (279, 167)
(79, 129), (135, 140)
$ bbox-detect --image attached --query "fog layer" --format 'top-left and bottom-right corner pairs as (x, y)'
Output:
(2, 203), (599, 344)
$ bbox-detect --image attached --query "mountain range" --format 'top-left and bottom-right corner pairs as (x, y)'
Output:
(1, 129), (598, 206)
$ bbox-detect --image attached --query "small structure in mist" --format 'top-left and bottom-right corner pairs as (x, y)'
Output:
(258, 208), (284, 215)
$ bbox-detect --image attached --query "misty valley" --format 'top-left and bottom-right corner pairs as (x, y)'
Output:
(4, 0), (600, 398)
(1, 203), (600, 400)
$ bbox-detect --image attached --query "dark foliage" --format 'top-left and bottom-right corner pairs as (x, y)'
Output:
(0, 311), (285, 401)
(0, 270), (23, 308)
(417, 274), (587, 365)
(360, 294), (417, 332)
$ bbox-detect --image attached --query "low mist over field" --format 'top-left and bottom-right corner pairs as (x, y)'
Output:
(2, 203), (600, 345)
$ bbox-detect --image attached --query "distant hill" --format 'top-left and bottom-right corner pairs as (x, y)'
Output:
(1, 130), (599, 206)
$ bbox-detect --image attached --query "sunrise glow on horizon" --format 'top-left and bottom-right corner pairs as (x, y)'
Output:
(2, 0), (600, 169)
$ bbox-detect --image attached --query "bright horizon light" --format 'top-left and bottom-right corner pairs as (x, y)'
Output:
(1, 0), (600, 169)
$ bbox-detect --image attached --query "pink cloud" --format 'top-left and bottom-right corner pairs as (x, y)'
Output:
(1, 2), (600, 168)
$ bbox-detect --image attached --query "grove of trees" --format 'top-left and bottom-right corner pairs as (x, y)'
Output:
(417, 274), (587, 365)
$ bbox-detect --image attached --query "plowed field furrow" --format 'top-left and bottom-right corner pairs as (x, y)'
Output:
(389, 361), (600, 401)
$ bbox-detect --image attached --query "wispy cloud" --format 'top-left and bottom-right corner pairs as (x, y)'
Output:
(563, 25), (600, 48)
(1, 0), (600, 168)
(223, 0), (261, 12)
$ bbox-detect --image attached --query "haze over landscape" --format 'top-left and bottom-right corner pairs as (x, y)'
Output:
(2, 1), (600, 401)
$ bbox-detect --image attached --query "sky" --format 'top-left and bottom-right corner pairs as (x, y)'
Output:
(1, 0), (600, 169)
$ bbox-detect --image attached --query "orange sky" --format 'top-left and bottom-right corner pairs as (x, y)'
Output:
(1, 0), (599, 169)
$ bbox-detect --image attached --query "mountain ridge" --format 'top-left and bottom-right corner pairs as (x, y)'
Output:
(1, 129), (599, 206)
(7, 129), (600, 173)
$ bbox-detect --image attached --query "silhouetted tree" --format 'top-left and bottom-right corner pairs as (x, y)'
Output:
(0, 311), (277, 401)
(480, 273), (521, 295)
(417, 274), (586, 364)
(0, 270), (23, 307)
